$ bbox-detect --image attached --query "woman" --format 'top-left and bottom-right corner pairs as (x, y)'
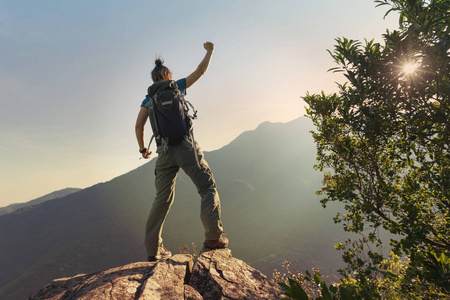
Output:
(135, 42), (228, 261)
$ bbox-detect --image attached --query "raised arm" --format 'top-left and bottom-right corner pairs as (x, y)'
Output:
(186, 42), (214, 88)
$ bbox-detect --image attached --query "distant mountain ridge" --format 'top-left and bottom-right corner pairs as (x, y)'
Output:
(0, 188), (81, 216)
(0, 117), (349, 300)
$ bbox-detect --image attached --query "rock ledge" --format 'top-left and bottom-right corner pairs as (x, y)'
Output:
(29, 249), (282, 299)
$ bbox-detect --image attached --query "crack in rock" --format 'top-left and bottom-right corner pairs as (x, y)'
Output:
(133, 265), (156, 300)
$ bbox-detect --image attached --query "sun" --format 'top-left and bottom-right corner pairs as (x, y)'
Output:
(402, 62), (419, 75)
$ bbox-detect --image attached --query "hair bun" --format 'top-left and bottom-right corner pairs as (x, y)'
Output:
(155, 59), (164, 67)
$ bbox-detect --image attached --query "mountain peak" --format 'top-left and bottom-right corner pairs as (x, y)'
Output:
(255, 120), (282, 130)
(30, 249), (282, 300)
(253, 117), (311, 132)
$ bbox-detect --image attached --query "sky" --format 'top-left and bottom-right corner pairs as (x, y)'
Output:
(0, 0), (399, 207)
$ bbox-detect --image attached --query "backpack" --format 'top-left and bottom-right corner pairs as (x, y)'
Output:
(144, 80), (199, 165)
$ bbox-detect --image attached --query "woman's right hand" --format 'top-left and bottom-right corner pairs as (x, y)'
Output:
(203, 41), (214, 52)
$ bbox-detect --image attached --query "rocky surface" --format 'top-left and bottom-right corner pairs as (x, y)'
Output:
(29, 249), (282, 300)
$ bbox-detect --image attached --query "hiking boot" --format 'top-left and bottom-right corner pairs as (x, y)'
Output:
(147, 245), (172, 262)
(203, 235), (229, 249)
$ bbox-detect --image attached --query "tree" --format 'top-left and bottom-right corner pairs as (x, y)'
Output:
(304, 0), (449, 295)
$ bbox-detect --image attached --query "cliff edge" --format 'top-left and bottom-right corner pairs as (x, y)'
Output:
(29, 249), (282, 299)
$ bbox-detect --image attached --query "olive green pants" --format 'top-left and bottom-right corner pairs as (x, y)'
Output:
(144, 140), (224, 257)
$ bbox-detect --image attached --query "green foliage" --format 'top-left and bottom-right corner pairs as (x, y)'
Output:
(412, 250), (450, 291)
(278, 276), (345, 300)
(276, 252), (449, 299)
(304, 0), (450, 296)
(275, 262), (355, 300)
(279, 278), (310, 300)
(340, 251), (450, 299)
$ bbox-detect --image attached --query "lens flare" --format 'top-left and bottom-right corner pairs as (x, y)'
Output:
(402, 62), (418, 75)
